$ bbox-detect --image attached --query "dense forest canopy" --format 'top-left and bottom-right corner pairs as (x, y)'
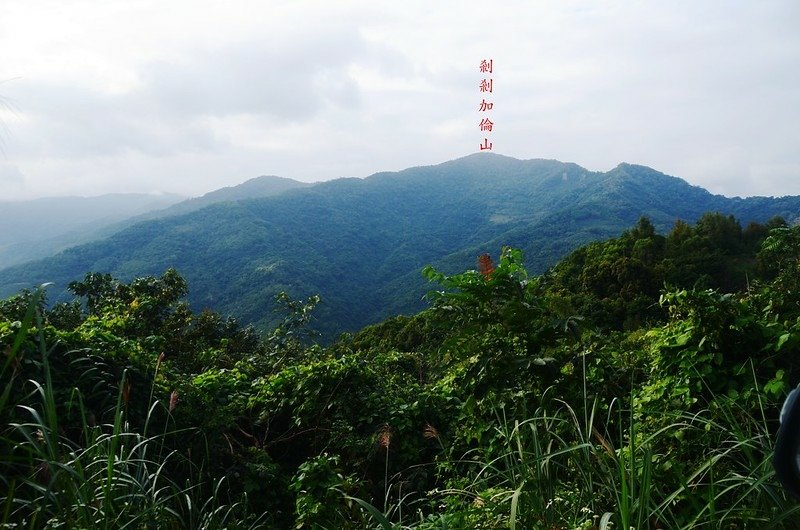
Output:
(2, 215), (800, 528)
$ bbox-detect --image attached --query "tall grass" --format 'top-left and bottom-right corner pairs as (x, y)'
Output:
(448, 393), (799, 529)
(351, 383), (799, 529)
(0, 287), (267, 529)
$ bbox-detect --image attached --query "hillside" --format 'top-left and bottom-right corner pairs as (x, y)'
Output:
(123, 174), (310, 222)
(1, 153), (798, 338)
(0, 176), (308, 269)
(0, 193), (185, 269)
(3, 220), (799, 528)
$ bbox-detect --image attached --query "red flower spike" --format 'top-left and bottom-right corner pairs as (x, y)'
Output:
(478, 254), (495, 279)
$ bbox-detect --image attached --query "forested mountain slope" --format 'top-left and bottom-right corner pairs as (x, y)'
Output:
(123, 174), (310, 222)
(1, 153), (798, 338)
(0, 176), (307, 270)
(0, 193), (185, 269)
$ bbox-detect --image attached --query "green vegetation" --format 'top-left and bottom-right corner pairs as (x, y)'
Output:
(2, 154), (800, 340)
(0, 176), (307, 271)
(2, 214), (800, 528)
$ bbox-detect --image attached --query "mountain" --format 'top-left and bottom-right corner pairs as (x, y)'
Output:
(0, 153), (798, 338)
(0, 176), (309, 269)
(0, 193), (185, 269)
(124, 175), (311, 222)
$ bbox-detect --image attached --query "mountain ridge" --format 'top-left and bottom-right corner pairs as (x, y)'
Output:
(0, 193), (186, 269)
(0, 175), (310, 269)
(1, 153), (797, 338)
(126, 175), (311, 222)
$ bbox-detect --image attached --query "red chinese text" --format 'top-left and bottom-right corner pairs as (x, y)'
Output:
(478, 58), (494, 151)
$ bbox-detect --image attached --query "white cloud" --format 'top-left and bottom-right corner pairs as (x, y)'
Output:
(0, 163), (25, 194)
(0, 0), (798, 200)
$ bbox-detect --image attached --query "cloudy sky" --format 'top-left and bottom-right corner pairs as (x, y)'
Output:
(0, 0), (798, 200)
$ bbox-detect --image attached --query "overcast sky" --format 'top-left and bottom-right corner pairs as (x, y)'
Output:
(0, 0), (798, 201)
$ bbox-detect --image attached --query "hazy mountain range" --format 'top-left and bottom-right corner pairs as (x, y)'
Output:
(1, 153), (798, 338)
(0, 193), (184, 269)
(0, 176), (308, 269)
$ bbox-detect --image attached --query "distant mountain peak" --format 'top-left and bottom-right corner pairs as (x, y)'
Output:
(127, 174), (310, 221)
(2, 154), (799, 340)
(203, 175), (309, 195)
